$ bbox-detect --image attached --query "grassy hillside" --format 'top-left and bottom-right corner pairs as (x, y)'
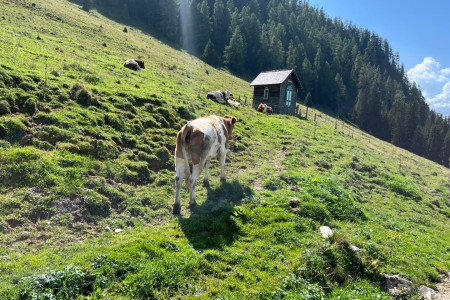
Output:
(0, 0), (449, 299)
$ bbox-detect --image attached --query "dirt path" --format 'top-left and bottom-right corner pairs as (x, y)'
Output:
(437, 272), (450, 300)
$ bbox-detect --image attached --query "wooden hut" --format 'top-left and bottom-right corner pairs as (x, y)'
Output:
(250, 69), (302, 115)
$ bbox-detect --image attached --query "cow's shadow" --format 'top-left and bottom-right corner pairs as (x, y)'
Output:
(177, 180), (253, 250)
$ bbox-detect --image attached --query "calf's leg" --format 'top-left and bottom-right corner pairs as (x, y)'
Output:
(188, 163), (203, 208)
(173, 157), (188, 215)
(203, 159), (211, 186)
(219, 150), (227, 182)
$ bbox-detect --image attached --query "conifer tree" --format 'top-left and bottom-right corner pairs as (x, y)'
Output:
(82, 0), (94, 11)
(212, 0), (229, 54)
(304, 92), (312, 119)
(191, 0), (211, 55)
(286, 40), (298, 69)
(443, 129), (450, 166)
(203, 39), (220, 66)
(223, 27), (245, 74)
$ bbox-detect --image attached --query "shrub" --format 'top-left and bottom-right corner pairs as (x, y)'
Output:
(5, 94), (18, 112)
(19, 265), (92, 300)
(23, 97), (37, 115)
(0, 70), (13, 87)
(0, 117), (28, 141)
(0, 100), (11, 115)
(70, 83), (98, 106)
(18, 80), (37, 91)
(0, 139), (11, 148)
(104, 113), (125, 131)
(57, 93), (69, 102)
(176, 106), (196, 120)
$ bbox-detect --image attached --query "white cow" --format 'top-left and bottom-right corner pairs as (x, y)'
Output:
(173, 115), (237, 214)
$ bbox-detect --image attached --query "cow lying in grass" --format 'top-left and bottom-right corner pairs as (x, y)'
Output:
(206, 90), (232, 104)
(123, 59), (145, 71)
(173, 115), (237, 214)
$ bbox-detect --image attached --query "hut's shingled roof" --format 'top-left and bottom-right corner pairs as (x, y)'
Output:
(250, 69), (300, 86)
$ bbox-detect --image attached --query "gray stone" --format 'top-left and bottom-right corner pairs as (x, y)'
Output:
(319, 226), (333, 238)
(349, 244), (361, 252)
(418, 285), (438, 300)
(383, 274), (413, 298)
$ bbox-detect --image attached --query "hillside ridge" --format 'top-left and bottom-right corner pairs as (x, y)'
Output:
(0, 0), (449, 299)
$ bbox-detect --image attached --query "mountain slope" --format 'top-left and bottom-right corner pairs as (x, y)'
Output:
(79, 0), (450, 168)
(0, 0), (449, 299)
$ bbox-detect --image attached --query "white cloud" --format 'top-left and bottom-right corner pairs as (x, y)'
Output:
(407, 57), (450, 116)
(430, 82), (450, 105)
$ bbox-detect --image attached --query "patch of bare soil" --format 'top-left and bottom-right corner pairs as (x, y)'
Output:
(274, 145), (288, 172)
(437, 272), (450, 300)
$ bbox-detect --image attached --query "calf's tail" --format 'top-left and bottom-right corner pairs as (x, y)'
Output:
(182, 123), (193, 144)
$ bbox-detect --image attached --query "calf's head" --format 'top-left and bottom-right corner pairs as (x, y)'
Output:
(222, 115), (237, 140)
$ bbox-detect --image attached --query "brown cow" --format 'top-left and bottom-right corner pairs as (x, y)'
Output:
(257, 102), (272, 113)
(173, 115), (237, 214)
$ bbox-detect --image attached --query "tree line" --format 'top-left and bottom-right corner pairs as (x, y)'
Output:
(80, 0), (450, 167)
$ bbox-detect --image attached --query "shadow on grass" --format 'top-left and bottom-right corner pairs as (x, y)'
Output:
(178, 180), (253, 250)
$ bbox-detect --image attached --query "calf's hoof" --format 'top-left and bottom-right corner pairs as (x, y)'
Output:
(172, 203), (181, 215)
(203, 179), (210, 187)
(220, 177), (226, 183)
(189, 201), (197, 209)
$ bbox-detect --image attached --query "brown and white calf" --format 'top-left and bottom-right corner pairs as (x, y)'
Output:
(173, 115), (237, 214)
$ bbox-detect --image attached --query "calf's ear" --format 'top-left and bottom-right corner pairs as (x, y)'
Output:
(224, 115), (237, 124)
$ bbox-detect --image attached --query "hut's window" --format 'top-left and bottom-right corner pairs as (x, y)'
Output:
(286, 86), (293, 106)
(263, 87), (269, 100)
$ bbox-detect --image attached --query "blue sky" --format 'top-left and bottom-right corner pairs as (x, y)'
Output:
(306, 0), (450, 116)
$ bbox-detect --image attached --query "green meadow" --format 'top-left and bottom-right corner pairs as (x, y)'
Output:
(0, 0), (449, 299)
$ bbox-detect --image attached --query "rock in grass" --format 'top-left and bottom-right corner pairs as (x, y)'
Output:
(382, 274), (413, 298)
(349, 244), (361, 252)
(418, 285), (438, 300)
(319, 226), (333, 238)
(289, 197), (300, 208)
